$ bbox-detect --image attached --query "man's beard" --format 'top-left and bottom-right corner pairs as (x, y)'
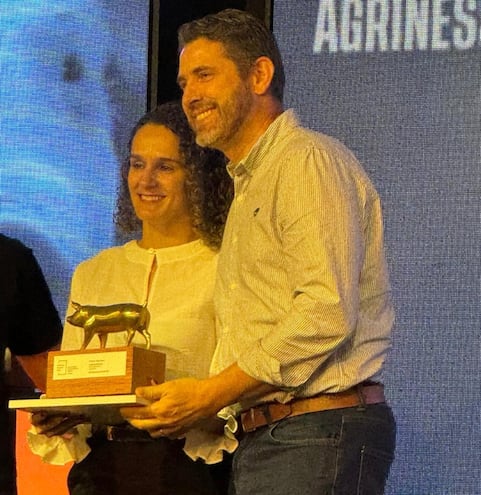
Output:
(194, 82), (253, 151)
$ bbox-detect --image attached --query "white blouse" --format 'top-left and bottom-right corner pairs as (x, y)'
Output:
(29, 240), (236, 465)
(62, 239), (217, 381)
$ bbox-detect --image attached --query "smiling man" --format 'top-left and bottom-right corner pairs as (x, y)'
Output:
(126, 9), (396, 495)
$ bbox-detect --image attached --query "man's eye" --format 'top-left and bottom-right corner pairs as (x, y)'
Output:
(199, 71), (212, 80)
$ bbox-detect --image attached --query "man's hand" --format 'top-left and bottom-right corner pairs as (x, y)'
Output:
(30, 411), (88, 437)
(120, 363), (272, 438)
(120, 377), (219, 438)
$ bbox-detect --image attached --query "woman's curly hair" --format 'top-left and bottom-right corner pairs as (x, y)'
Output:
(115, 101), (232, 250)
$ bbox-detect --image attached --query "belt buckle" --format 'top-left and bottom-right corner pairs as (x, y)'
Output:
(247, 405), (270, 433)
(242, 405), (272, 433)
(105, 424), (152, 442)
(245, 402), (292, 433)
(106, 425), (116, 441)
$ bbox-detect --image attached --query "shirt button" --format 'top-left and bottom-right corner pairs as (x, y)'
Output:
(237, 194), (245, 203)
(229, 282), (238, 290)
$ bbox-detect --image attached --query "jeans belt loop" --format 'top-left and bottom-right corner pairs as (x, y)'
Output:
(356, 383), (367, 410)
(261, 403), (273, 424)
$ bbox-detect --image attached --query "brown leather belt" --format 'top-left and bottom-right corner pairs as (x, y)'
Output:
(240, 383), (385, 433)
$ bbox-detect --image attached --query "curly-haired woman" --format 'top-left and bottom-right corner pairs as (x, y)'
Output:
(31, 101), (233, 495)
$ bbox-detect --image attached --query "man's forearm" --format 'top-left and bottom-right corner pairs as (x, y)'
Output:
(205, 363), (276, 412)
(123, 362), (278, 437)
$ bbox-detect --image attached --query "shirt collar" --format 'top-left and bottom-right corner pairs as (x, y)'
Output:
(124, 238), (209, 263)
(226, 109), (299, 178)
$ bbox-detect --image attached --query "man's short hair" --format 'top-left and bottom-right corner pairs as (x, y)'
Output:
(178, 8), (285, 102)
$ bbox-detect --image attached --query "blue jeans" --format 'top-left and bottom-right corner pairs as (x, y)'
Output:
(229, 404), (395, 495)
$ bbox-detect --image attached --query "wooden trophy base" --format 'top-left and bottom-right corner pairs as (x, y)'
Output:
(46, 346), (165, 398)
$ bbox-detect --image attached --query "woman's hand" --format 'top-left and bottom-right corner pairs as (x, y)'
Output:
(30, 411), (88, 437)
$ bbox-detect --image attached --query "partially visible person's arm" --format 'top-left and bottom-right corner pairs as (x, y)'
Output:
(6, 238), (62, 390)
(16, 344), (60, 392)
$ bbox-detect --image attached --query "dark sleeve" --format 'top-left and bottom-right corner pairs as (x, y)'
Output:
(0, 236), (63, 356)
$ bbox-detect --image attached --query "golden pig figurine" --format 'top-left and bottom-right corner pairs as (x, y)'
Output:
(67, 302), (151, 349)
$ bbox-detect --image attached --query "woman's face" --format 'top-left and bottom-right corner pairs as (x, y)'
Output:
(128, 123), (191, 233)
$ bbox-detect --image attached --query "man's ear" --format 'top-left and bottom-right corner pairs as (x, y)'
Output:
(250, 56), (275, 96)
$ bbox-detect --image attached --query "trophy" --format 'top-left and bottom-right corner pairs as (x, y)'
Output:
(10, 303), (165, 421)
